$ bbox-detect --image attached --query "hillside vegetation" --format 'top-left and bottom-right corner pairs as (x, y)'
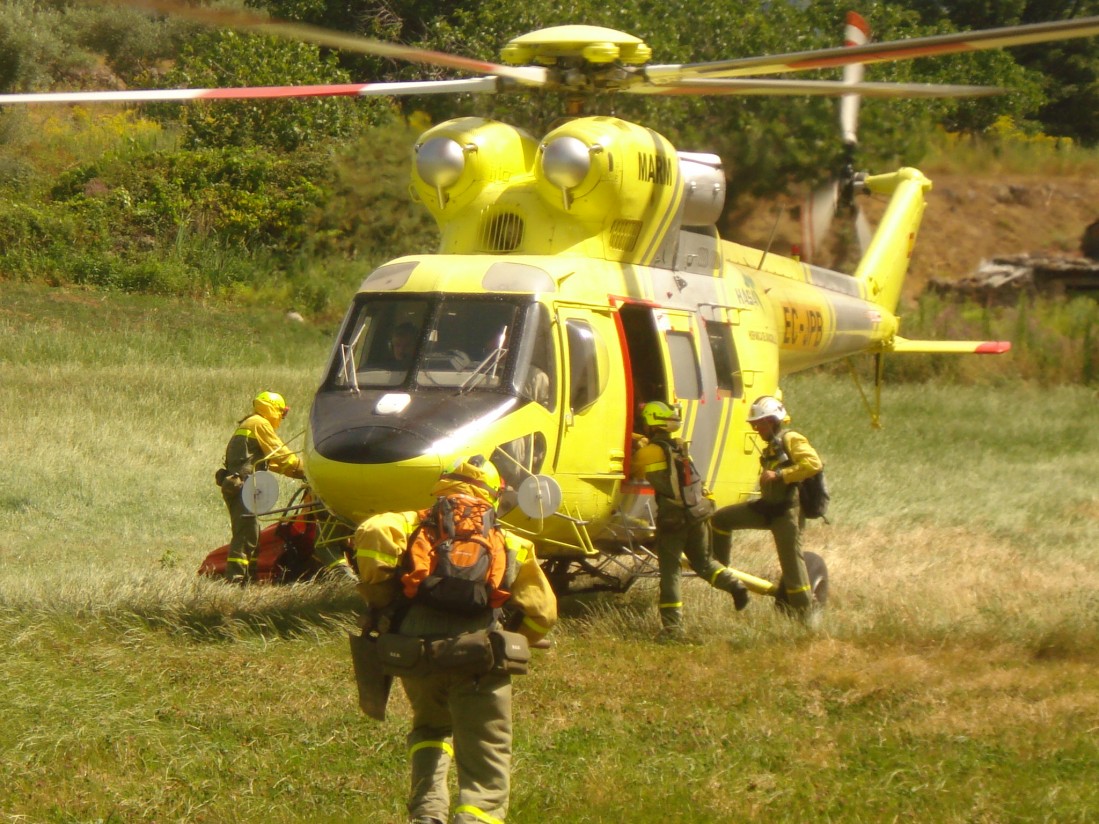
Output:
(3, 0), (1099, 317)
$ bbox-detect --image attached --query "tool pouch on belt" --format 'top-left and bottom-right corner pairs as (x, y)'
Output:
(377, 633), (431, 677)
(427, 630), (495, 674)
(489, 629), (530, 675)
(214, 467), (228, 486)
(685, 495), (716, 522)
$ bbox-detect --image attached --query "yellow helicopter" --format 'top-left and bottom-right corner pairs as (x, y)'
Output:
(6, 5), (1099, 599)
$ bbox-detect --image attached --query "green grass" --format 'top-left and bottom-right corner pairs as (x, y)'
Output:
(2, 283), (1098, 822)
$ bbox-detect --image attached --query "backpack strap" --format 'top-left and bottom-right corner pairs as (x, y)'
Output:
(657, 438), (684, 505)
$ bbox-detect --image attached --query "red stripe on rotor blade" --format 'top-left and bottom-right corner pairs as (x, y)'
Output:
(845, 11), (871, 45)
(198, 84), (370, 100)
(976, 341), (1012, 354)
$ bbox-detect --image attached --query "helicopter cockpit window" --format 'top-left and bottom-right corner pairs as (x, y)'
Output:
(565, 318), (608, 414)
(703, 320), (743, 399)
(666, 331), (702, 400)
(331, 298), (430, 389)
(326, 295), (550, 396)
(417, 299), (520, 389)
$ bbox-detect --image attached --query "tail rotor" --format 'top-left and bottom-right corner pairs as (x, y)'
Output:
(800, 11), (873, 266)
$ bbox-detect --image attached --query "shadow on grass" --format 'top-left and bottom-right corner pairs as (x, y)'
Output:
(0, 571), (365, 643)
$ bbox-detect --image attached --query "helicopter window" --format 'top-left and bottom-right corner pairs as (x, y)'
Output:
(329, 297), (430, 389)
(565, 319), (608, 414)
(510, 303), (556, 411)
(703, 321), (743, 399)
(666, 331), (702, 400)
(417, 299), (521, 388)
(326, 295), (544, 394)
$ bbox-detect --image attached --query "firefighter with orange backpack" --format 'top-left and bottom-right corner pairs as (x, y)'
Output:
(353, 455), (557, 824)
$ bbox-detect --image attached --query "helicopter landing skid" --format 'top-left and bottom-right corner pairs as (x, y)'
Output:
(540, 544), (661, 596)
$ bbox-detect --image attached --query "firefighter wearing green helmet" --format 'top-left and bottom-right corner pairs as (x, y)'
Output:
(218, 391), (305, 583)
(631, 400), (749, 640)
(712, 394), (823, 622)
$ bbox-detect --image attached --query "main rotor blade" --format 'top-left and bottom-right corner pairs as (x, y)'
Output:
(100, 0), (548, 87)
(645, 15), (1099, 81)
(630, 78), (1002, 98)
(0, 78), (500, 105)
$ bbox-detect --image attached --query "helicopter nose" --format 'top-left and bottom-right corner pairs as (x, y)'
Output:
(312, 424), (433, 464)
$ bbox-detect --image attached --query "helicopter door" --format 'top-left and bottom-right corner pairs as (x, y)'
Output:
(552, 306), (628, 493)
(648, 307), (728, 486)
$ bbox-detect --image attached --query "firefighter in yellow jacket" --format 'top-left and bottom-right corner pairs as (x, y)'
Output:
(218, 391), (304, 583)
(632, 401), (749, 640)
(712, 395), (823, 621)
(354, 456), (557, 824)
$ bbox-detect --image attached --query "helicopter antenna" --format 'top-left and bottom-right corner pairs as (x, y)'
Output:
(756, 204), (787, 270)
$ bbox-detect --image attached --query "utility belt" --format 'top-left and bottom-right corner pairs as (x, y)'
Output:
(656, 497), (715, 529)
(376, 628), (531, 677)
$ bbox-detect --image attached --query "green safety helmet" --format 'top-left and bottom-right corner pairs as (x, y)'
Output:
(640, 400), (682, 432)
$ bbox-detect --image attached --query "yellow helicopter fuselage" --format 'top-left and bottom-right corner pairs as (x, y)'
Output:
(303, 115), (945, 557)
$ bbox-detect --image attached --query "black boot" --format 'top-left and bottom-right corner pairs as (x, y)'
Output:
(718, 574), (750, 611)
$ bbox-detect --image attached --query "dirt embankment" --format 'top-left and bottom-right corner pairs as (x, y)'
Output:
(726, 173), (1099, 302)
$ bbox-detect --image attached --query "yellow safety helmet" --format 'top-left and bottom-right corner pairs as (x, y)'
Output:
(747, 395), (787, 424)
(254, 390), (290, 418)
(437, 454), (502, 502)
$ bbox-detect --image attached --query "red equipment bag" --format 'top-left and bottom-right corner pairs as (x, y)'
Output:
(199, 491), (323, 583)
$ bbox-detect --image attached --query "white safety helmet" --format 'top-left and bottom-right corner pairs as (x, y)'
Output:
(747, 395), (787, 424)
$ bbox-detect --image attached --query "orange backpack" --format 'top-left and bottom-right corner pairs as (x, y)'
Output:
(400, 494), (509, 613)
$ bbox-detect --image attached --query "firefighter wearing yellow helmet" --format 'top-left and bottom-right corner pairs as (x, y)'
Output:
(631, 401), (750, 640)
(712, 394), (823, 622)
(217, 391), (304, 583)
(352, 455), (557, 824)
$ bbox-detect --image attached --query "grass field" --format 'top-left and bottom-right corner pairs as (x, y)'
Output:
(2, 283), (1098, 823)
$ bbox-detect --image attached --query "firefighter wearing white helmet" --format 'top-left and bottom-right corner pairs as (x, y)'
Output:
(712, 394), (823, 621)
(217, 390), (304, 583)
(356, 454), (557, 824)
(632, 401), (750, 640)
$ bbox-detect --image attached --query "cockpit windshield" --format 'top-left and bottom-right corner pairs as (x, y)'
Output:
(326, 295), (556, 408)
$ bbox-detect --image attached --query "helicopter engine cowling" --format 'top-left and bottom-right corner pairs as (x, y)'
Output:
(408, 115), (726, 267)
(411, 117), (539, 219)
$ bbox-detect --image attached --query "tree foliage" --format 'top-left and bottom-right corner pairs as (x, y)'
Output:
(2, 0), (1099, 303)
(904, 0), (1099, 144)
(156, 30), (392, 151)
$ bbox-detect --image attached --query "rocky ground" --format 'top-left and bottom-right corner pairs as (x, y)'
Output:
(726, 172), (1099, 302)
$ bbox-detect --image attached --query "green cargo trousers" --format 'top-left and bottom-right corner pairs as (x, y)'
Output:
(401, 669), (512, 824)
(655, 518), (742, 632)
(220, 475), (258, 582)
(712, 501), (812, 611)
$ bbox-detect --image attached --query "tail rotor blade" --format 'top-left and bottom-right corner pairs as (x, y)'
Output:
(854, 205), (873, 255)
(840, 11), (870, 145)
(801, 182), (839, 264)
